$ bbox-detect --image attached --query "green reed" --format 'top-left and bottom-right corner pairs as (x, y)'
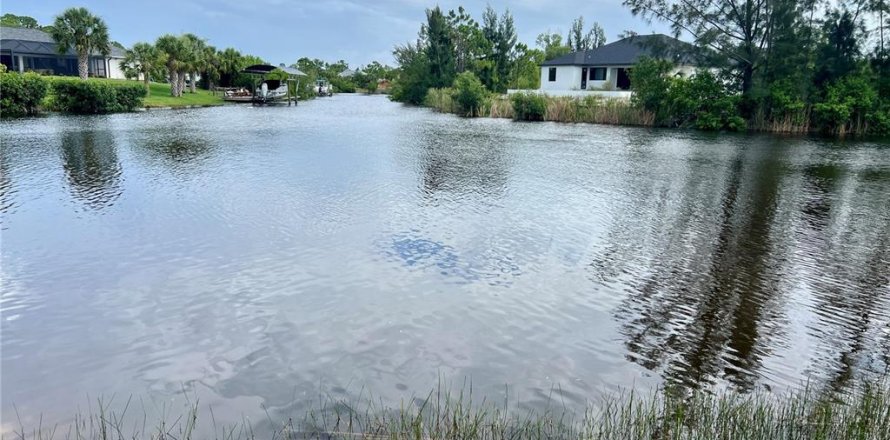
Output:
(9, 381), (890, 440)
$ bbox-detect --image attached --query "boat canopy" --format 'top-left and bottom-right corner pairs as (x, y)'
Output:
(241, 63), (306, 76)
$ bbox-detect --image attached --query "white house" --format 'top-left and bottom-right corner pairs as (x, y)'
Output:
(0, 26), (128, 79)
(537, 34), (699, 98)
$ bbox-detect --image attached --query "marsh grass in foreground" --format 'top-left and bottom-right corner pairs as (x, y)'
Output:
(9, 382), (890, 440)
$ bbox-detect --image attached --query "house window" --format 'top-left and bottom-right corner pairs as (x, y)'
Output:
(548, 67), (556, 82)
(589, 68), (606, 81)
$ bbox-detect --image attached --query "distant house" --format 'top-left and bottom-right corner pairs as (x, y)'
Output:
(0, 26), (128, 79)
(338, 68), (356, 78)
(538, 34), (698, 97)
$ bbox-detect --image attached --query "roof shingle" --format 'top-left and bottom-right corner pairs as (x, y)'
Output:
(1, 26), (127, 57)
(542, 34), (698, 67)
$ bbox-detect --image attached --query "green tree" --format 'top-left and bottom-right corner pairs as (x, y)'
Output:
(447, 7), (490, 74)
(391, 40), (429, 104)
(509, 43), (544, 89)
(536, 32), (572, 61)
(50, 7), (110, 80)
(815, 9), (862, 87)
(217, 48), (243, 87)
(199, 45), (220, 89)
(1, 13), (39, 28)
(567, 16), (606, 51)
(623, 0), (771, 97)
(155, 34), (188, 97)
(425, 6), (456, 88)
(479, 6), (517, 93)
(181, 34), (206, 93)
(451, 71), (487, 117)
(120, 42), (160, 95)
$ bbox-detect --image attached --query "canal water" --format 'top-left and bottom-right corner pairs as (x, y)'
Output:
(2, 95), (888, 432)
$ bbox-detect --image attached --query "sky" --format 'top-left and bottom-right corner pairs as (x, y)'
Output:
(2, 0), (672, 67)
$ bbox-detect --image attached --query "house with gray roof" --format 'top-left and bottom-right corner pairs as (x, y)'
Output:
(538, 34), (699, 96)
(1, 26), (129, 79)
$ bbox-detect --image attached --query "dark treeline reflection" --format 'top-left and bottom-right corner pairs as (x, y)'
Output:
(0, 147), (13, 216)
(417, 126), (509, 201)
(130, 128), (213, 169)
(598, 139), (890, 392)
(803, 164), (890, 392)
(60, 130), (123, 211)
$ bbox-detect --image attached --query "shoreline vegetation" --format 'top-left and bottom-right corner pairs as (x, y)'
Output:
(389, 4), (889, 138)
(0, 8), (395, 117)
(9, 382), (890, 440)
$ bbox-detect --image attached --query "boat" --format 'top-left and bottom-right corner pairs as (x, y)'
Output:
(315, 79), (334, 97)
(221, 87), (253, 102)
(236, 64), (306, 105)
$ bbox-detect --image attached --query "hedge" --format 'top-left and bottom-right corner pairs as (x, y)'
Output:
(0, 68), (49, 117)
(50, 79), (146, 114)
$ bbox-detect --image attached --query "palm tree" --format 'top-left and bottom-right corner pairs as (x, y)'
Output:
(51, 7), (110, 80)
(201, 45), (220, 90)
(182, 34), (205, 93)
(155, 34), (187, 97)
(218, 48), (243, 87)
(120, 42), (159, 95)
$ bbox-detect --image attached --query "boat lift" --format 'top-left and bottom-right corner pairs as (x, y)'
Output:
(239, 63), (306, 106)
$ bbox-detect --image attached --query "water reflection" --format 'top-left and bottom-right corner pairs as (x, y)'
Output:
(60, 130), (123, 210)
(417, 126), (509, 200)
(802, 165), (890, 392)
(2, 99), (890, 435)
(0, 147), (14, 216)
(611, 142), (790, 390)
(131, 128), (213, 168)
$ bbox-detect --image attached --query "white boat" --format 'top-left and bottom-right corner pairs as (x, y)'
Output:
(315, 79), (334, 97)
(240, 64), (306, 105)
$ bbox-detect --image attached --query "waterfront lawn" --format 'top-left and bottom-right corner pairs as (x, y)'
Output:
(140, 82), (224, 108)
(44, 76), (224, 108)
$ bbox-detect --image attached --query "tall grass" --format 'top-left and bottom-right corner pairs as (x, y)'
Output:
(423, 88), (455, 114)
(542, 96), (655, 126)
(8, 382), (890, 440)
(422, 88), (655, 127)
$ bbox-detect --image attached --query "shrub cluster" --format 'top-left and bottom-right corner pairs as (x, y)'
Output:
(450, 72), (487, 117)
(50, 79), (146, 114)
(0, 68), (49, 117)
(631, 59), (745, 131)
(510, 92), (547, 121)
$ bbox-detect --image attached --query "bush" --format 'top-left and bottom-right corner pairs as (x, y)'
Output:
(450, 71), (487, 117)
(812, 70), (877, 136)
(0, 70), (49, 117)
(510, 92), (546, 121)
(629, 57), (674, 121)
(631, 62), (745, 131)
(50, 79), (146, 114)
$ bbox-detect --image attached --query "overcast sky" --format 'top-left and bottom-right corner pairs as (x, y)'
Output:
(3, 0), (672, 67)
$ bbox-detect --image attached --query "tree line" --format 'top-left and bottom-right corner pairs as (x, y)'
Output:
(4, 8), (396, 100)
(390, 5), (606, 104)
(391, 2), (888, 136)
(624, 0), (889, 135)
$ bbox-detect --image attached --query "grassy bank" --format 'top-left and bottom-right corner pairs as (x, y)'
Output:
(41, 77), (224, 109)
(9, 382), (890, 439)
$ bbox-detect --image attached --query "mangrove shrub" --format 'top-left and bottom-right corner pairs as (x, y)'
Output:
(51, 79), (146, 114)
(631, 58), (744, 131)
(0, 68), (49, 117)
(510, 92), (547, 121)
(450, 71), (486, 117)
